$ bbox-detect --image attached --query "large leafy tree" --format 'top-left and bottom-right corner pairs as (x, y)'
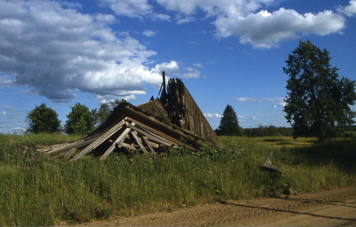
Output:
(283, 40), (356, 141)
(26, 103), (61, 134)
(217, 104), (241, 136)
(65, 103), (95, 135)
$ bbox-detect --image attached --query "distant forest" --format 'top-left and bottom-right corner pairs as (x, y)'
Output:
(240, 125), (356, 137)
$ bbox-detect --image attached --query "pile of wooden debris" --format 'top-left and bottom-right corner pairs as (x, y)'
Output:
(39, 73), (219, 161)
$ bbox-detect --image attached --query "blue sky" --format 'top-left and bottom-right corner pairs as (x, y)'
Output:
(1, 0), (355, 133)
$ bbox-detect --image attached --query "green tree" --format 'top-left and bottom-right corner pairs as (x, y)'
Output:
(94, 99), (121, 126)
(217, 104), (241, 136)
(65, 103), (95, 135)
(26, 103), (61, 134)
(283, 40), (356, 141)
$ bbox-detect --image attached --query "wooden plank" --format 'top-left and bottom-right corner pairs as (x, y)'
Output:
(128, 124), (173, 146)
(63, 147), (78, 159)
(121, 142), (137, 151)
(142, 136), (156, 153)
(71, 120), (125, 161)
(46, 141), (79, 155)
(47, 135), (100, 156)
(53, 152), (66, 158)
(130, 130), (148, 153)
(148, 141), (159, 148)
(125, 116), (194, 146)
(126, 117), (181, 142)
(132, 121), (196, 151)
(100, 127), (132, 161)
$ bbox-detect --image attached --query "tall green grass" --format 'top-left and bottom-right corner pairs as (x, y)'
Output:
(0, 134), (354, 225)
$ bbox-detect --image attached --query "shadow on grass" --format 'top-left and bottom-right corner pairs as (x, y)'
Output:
(282, 139), (356, 172)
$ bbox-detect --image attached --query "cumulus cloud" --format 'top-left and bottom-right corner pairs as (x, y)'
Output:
(116, 0), (347, 48)
(338, 0), (356, 17)
(214, 8), (344, 48)
(153, 61), (180, 75)
(0, 0), (171, 102)
(152, 61), (202, 79)
(96, 0), (349, 48)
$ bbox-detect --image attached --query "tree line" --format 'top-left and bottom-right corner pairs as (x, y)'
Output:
(26, 41), (355, 139)
(26, 100), (121, 135)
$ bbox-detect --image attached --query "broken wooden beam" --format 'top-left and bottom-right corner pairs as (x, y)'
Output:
(71, 120), (125, 161)
(100, 127), (132, 161)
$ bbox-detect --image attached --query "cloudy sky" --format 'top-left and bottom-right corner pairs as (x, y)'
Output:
(0, 0), (355, 133)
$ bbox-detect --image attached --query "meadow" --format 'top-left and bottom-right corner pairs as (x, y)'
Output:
(0, 134), (355, 226)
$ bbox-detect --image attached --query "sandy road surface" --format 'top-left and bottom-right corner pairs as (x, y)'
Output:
(74, 185), (356, 226)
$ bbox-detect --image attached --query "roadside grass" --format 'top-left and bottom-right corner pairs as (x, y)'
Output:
(0, 134), (354, 226)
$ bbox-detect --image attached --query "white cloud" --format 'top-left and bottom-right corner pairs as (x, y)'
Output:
(274, 101), (286, 108)
(235, 97), (284, 103)
(95, 14), (116, 24)
(96, 0), (349, 48)
(234, 97), (257, 102)
(13, 127), (25, 132)
(235, 97), (286, 108)
(153, 61), (202, 79)
(204, 113), (222, 119)
(2, 111), (7, 116)
(0, 0), (172, 102)
(193, 63), (203, 68)
(338, 0), (356, 17)
(100, 0), (170, 21)
(0, 75), (14, 87)
(99, 0), (153, 18)
(180, 67), (201, 79)
(2, 105), (13, 110)
(153, 0), (346, 48)
(153, 61), (180, 75)
(176, 16), (196, 24)
(214, 8), (345, 48)
(143, 30), (156, 37)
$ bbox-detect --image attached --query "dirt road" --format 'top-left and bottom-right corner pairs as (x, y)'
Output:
(79, 185), (356, 226)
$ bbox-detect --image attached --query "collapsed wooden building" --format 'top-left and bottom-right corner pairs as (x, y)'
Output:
(44, 73), (219, 161)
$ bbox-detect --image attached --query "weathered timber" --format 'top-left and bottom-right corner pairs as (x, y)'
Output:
(159, 78), (219, 143)
(260, 149), (281, 173)
(71, 120), (125, 161)
(142, 136), (156, 153)
(130, 130), (149, 153)
(39, 73), (219, 161)
(128, 124), (173, 147)
(63, 147), (78, 159)
(100, 127), (132, 160)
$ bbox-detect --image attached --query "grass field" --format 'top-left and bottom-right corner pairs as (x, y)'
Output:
(0, 134), (355, 226)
